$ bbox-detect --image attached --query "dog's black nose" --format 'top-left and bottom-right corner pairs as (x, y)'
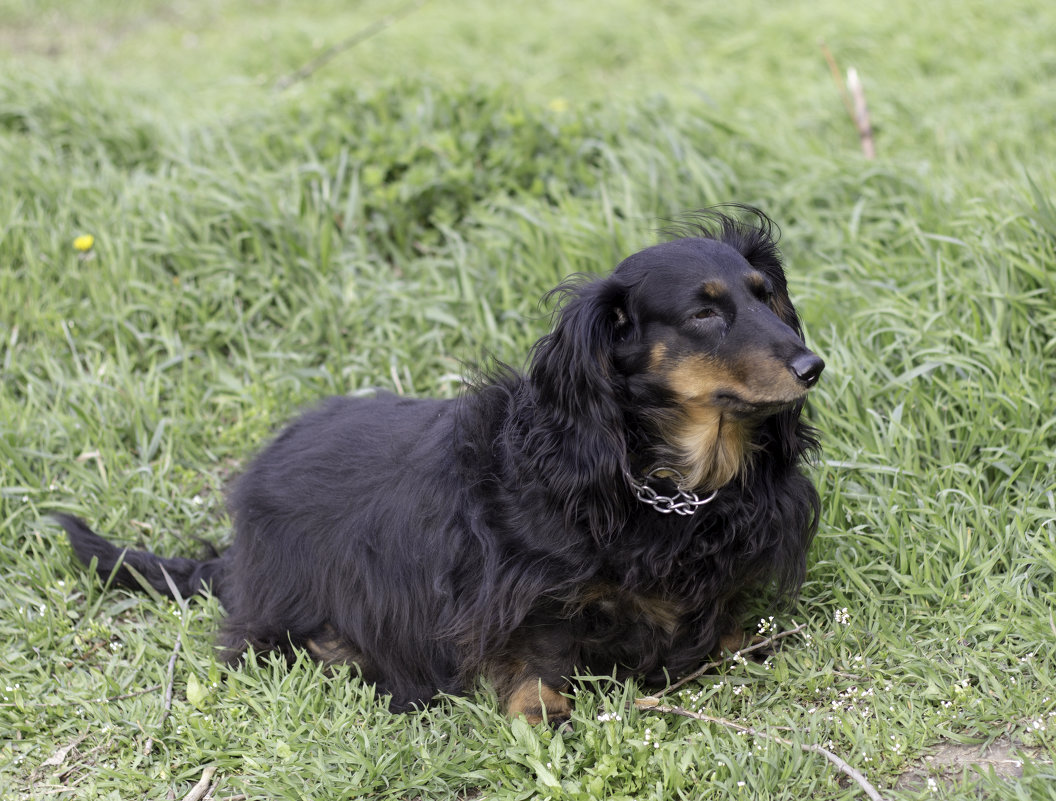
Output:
(790, 352), (825, 387)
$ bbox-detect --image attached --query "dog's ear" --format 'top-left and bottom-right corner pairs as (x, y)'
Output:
(530, 276), (627, 416)
(527, 276), (630, 538)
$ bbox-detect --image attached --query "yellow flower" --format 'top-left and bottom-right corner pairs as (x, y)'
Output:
(547, 97), (569, 113)
(73, 234), (95, 252)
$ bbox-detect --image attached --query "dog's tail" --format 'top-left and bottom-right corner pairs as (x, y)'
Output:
(53, 513), (224, 601)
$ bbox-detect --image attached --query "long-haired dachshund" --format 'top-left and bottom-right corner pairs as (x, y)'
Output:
(57, 208), (823, 725)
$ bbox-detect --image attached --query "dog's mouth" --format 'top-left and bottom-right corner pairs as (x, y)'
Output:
(657, 349), (822, 421)
(711, 390), (805, 418)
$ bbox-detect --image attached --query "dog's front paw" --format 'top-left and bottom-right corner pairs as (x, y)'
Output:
(506, 679), (573, 727)
(716, 631), (773, 660)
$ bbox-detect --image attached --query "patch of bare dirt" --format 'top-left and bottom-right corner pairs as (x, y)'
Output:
(895, 737), (1050, 791)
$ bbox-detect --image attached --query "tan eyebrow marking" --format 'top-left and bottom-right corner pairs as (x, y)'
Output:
(699, 280), (727, 299)
(746, 272), (767, 292)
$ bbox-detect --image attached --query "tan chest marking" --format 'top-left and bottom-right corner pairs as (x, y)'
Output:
(649, 344), (755, 491)
(576, 583), (684, 635)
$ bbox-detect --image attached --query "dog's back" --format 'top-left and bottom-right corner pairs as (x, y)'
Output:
(60, 210), (823, 724)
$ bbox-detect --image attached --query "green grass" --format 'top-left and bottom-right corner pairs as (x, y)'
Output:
(2, 0), (1055, 798)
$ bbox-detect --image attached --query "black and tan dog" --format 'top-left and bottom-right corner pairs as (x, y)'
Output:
(57, 208), (823, 725)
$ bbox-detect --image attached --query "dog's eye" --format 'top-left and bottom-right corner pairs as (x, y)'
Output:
(751, 285), (774, 303)
(693, 308), (718, 320)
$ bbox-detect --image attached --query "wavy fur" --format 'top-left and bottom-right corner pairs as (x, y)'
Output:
(57, 208), (823, 724)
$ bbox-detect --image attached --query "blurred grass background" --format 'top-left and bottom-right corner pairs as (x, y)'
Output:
(1, 0), (1055, 798)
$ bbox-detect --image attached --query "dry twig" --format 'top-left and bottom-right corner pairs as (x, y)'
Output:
(660, 622), (806, 697)
(846, 68), (876, 159)
(180, 766), (217, 801)
(36, 733), (89, 773)
(144, 631), (183, 756)
(1, 684), (163, 710)
(820, 40), (855, 118)
(635, 699), (887, 801)
(635, 622), (885, 800)
(275, 0), (429, 91)
(819, 40), (876, 159)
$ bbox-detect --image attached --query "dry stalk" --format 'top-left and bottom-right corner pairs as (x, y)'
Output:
(846, 68), (876, 159)
(144, 631), (183, 756)
(34, 733), (89, 776)
(660, 621), (806, 697)
(180, 765), (217, 801)
(635, 622), (885, 800)
(634, 699), (887, 801)
(819, 40), (876, 159)
(275, 0), (429, 91)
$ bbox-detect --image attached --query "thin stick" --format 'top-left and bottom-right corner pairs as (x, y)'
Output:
(275, 0), (429, 91)
(819, 40), (876, 159)
(846, 68), (876, 159)
(635, 700), (887, 801)
(101, 684), (165, 702)
(819, 40), (856, 120)
(37, 733), (89, 772)
(55, 742), (108, 782)
(0, 684), (163, 709)
(180, 766), (217, 801)
(144, 632), (183, 756)
(660, 622), (806, 697)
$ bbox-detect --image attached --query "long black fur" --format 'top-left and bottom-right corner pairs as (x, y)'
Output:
(57, 208), (823, 719)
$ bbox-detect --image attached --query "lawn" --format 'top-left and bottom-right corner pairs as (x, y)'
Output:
(1, 0), (1055, 798)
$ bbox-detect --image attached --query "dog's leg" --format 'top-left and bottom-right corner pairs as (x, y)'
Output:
(480, 624), (576, 726)
(716, 630), (772, 660)
(305, 624), (365, 667)
(504, 675), (572, 726)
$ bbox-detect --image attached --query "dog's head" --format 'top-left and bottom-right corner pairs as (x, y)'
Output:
(610, 211), (822, 490)
(530, 208), (822, 508)
(615, 224), (822, 413)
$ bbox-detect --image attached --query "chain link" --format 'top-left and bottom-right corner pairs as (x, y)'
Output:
(628, 468), (717, 516)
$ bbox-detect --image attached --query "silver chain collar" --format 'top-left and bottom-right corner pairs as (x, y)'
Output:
(628, 468), (717, 516)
